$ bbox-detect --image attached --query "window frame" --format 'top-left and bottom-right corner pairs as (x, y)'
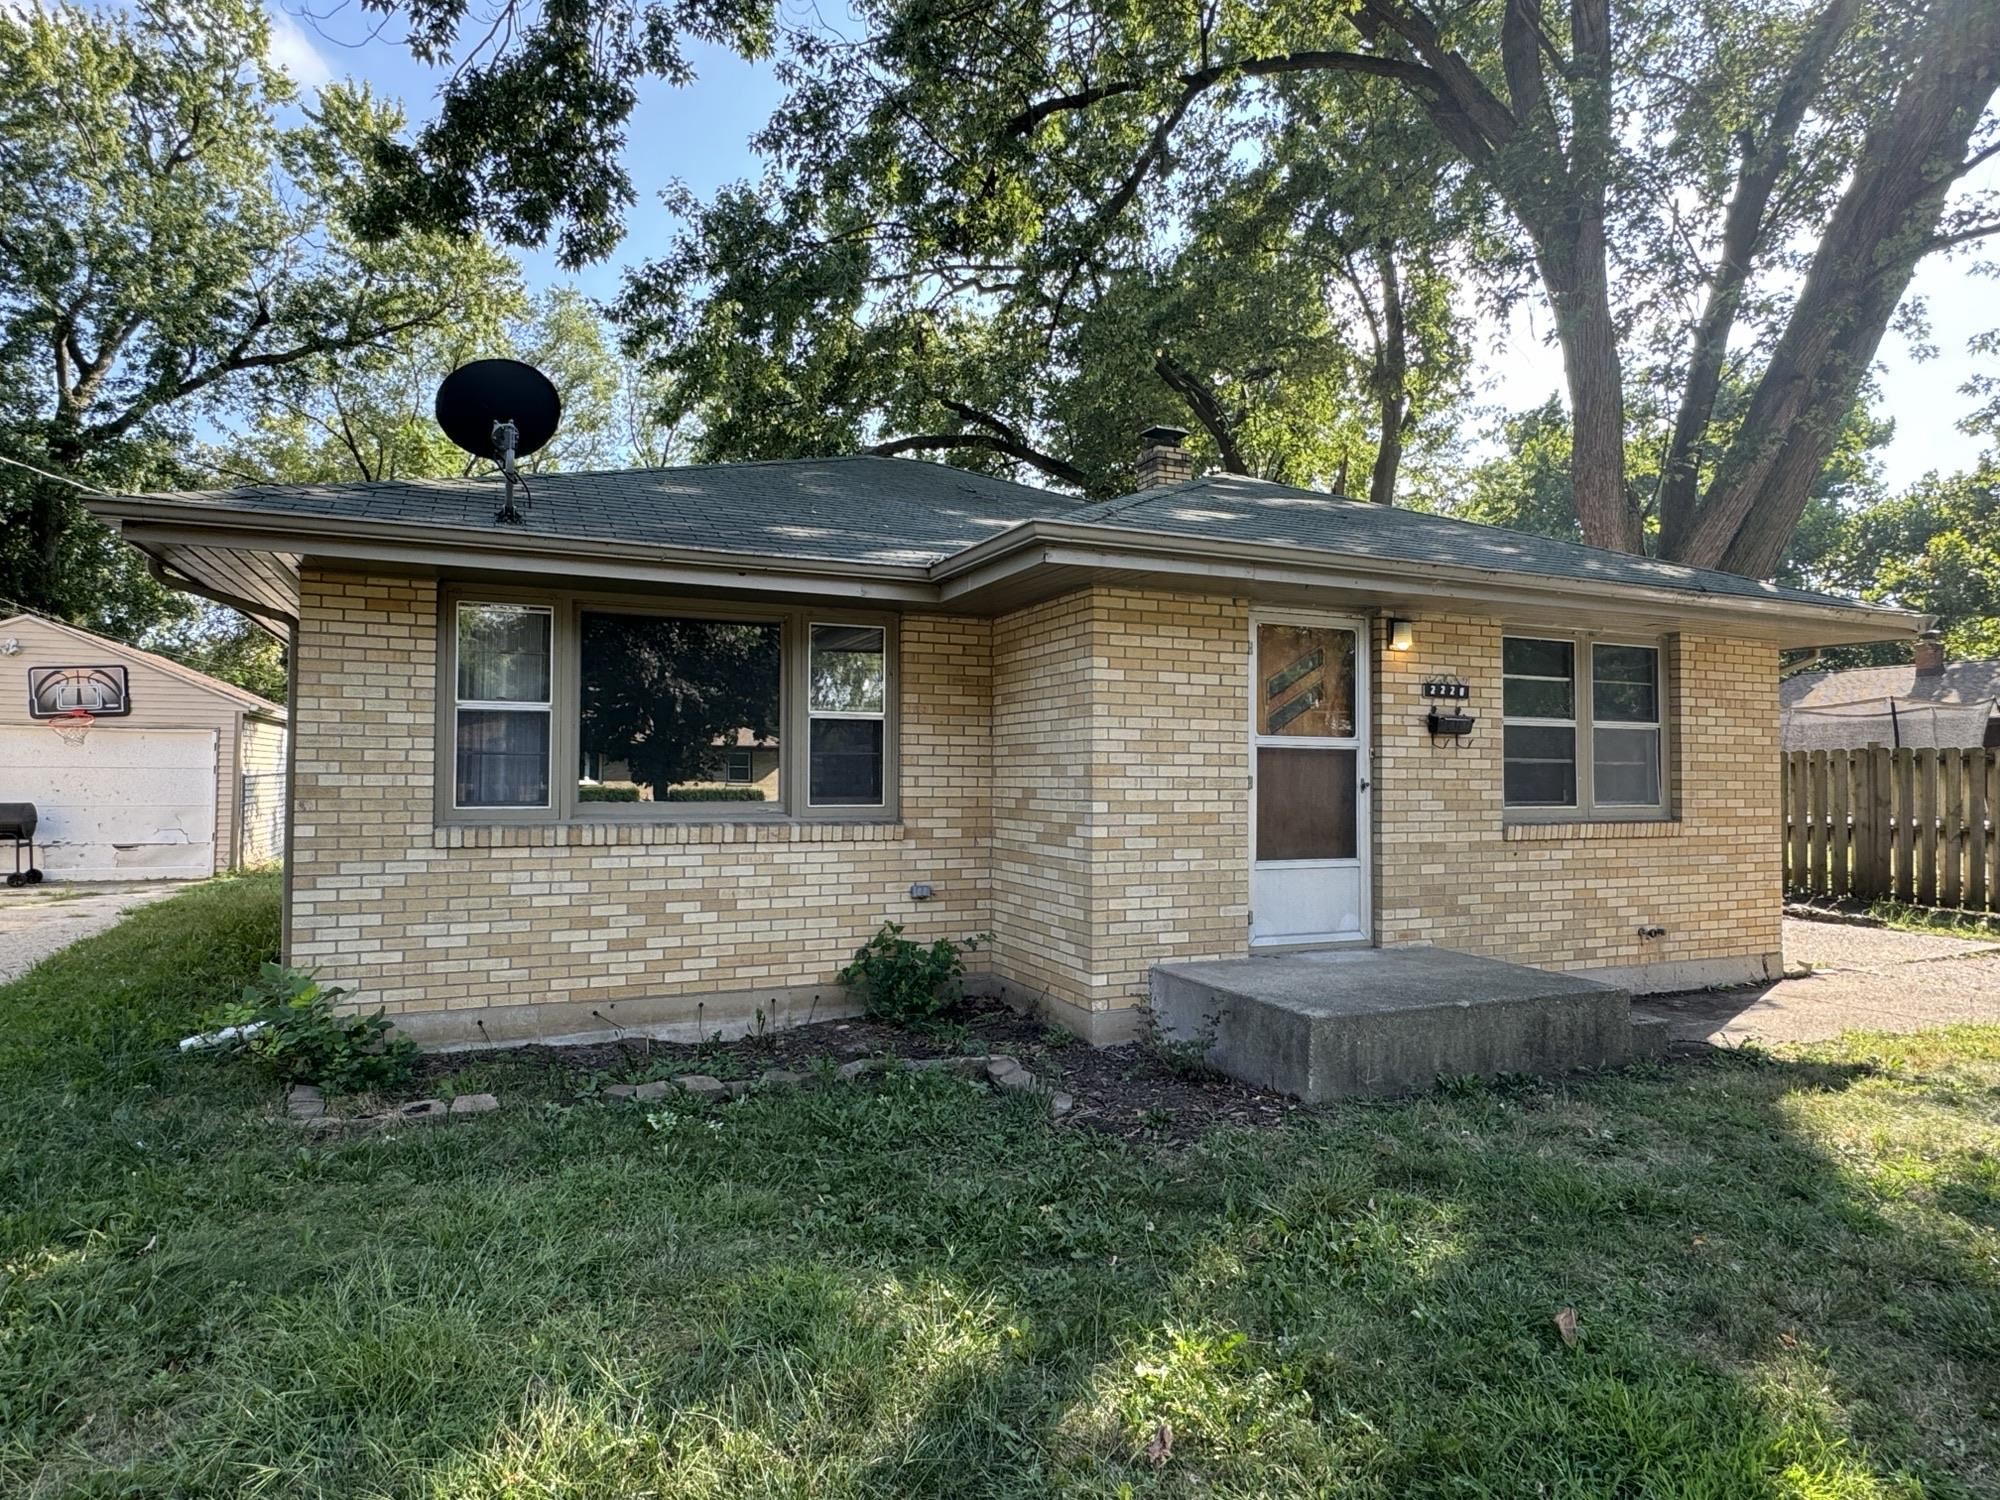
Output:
(1501, 630), (1671, 823)
(435, 585), (899, 826)
(449, 601), (555, 813)
(806, 621), (890, 811)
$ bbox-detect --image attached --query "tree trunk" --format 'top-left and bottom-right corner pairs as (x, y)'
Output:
(1656, 0), (1863, 559)
(1686, 0), (2000, 575)
(1368, 245), (1407, 506)
(1540, 232), (1637, 553)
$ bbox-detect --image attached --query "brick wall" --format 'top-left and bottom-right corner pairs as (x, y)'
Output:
(290, 570), (994, 1033)
(989, 589), (1246, 1029)
(293, 572), (1780, 1044)
(1372, 614), (1780, 981)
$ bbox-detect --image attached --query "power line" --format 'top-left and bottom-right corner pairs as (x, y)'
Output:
(0, 452), (112, 495)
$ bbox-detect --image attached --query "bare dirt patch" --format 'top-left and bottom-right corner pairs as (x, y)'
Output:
(416, 998), (1300, 1145)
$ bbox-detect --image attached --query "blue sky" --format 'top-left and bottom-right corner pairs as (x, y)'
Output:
(266, 2), (1992, 493)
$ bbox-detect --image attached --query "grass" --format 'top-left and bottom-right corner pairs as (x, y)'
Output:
(1, 875), (1996, 1497)
(1863, 900), (2000, 939)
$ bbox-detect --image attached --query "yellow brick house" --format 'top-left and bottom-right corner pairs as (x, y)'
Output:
(89, 432), (1917, 1047)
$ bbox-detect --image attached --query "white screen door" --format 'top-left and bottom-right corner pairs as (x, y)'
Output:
(1249, 613), (1370, 946)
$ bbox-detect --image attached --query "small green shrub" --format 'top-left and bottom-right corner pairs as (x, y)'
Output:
(662, 787), (766, 802)
(578, 784), (641, 802)
(838, 923), (985, 1026)
(201, 963), (416, 1094)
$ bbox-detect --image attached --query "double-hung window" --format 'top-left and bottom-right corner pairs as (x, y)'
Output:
(454, 603), (553, 809)
(807, 624), (887, 808)
(445, 595), (893, 820)
(1502, 634), (1666, 818)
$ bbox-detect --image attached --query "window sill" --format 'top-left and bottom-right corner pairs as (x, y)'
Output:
(1503, 818), (1682, 842)
(434, 819), (905, 850)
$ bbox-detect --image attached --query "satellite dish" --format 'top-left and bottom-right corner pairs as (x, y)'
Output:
(434, 358), (562, 524)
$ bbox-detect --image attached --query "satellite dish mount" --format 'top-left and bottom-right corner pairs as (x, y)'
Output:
(433, 359), (563, 525)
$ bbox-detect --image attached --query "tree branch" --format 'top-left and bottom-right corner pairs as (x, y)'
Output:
(1153, 350), (1249, 474)
(1657, 0), (1862, 556)
(1001, 48), (1441, 139)
(866, 431), (1089, 488)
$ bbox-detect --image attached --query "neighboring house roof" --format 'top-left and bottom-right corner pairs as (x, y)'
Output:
(87, 456), (1922, 649)
(1781, 660), (2000, 710)
(1780, 659), (2000, 751)
(0, 613), (286, 720)
(1782, 700), (1998, 751)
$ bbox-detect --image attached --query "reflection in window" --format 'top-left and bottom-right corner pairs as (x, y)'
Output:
(578, 612), (781, 803)
(1257, 624), (1356, 738)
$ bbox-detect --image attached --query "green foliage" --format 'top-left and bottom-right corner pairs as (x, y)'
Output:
(140, 603), (287, 702)
(203, 962), (415, 1094)
(1815, 460), (2000, 660)
(660, 787), (766, 802)
(0, 0), (509, 633)
(577, 785), (642, 803)
(207, 288), (686, 486)
(837, 922), (979, 1026)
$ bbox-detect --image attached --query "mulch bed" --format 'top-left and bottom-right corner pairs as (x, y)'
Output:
(414, 998), (1302, 1145)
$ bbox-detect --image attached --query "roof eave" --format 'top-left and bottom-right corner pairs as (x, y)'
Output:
(931, 521), (1921, 647)
(90, 495), (941, 602)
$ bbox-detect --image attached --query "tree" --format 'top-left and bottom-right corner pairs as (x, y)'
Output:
(0, 0), (512, 628)
(609, 62), (1479, 498)
(211, 288), (689, 485)
(359, 0), (2000, 577)
(1811, 459), (2000, 660)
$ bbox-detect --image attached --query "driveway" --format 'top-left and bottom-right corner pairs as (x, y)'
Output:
(0, 881), (190, 984)
(1634, 917), (2000, 1047)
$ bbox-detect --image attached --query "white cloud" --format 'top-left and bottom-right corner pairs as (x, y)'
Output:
(266, 5), (334, 89)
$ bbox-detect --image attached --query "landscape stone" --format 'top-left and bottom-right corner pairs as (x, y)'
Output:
(1049, 1091), (1074, 1118)
(632, 1081), (673, 1102)
(676, 1074), (727, 1102)
(761, 1069), (811, 1087)
(984, 1056), (1023, 1082)
(286, 1084), (325, 1120)
(398, 1099), (448, 1122)
(991, 1067), (1037, 1092)
(449, 1093), (499, 1115)
(837, 1058), (892, 1082)
(603, 1084), (639, 1100)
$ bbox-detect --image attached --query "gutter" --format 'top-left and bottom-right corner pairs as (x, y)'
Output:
(90, 494), (940, 601)
(92, 492), (1919, 643)
(932, 520), (1920, 640)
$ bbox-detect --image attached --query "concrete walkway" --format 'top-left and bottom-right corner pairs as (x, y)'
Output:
(1634, 917), (2000, 1047)
(0, 882), (189, 984)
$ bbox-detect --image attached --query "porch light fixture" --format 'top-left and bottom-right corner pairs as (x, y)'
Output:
(1387, 618), (1415, 651)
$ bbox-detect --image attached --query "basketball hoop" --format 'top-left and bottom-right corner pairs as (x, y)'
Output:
(48, 708), (94, 747)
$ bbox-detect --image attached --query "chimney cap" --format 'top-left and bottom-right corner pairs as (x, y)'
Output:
(1138, 424), (1189, 448)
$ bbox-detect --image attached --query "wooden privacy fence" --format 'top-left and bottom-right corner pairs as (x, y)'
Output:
(1783, 746), (2000, 911)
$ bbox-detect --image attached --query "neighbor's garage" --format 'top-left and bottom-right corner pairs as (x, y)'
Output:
(0, 727), (218, 879)
(0, 613), (287, 882)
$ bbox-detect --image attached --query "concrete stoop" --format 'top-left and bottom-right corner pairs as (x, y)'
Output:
(1149, 947), (1656, 1102)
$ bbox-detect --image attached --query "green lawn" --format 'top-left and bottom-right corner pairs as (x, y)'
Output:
(2, 875), (1996, 1498)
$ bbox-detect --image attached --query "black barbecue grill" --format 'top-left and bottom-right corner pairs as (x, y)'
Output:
(0, 804), (41, 887)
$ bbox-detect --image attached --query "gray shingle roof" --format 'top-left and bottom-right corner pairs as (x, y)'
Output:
(1781, 660), (2000, 709)
(147, 456), (1080, 567)
(1062, 475), (1874, 611)
(136, 456), (1886, 614)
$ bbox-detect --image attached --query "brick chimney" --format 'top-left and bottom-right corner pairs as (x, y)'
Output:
(1136, 425), (1192, 489)
(1914, 629), (1946, 678)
